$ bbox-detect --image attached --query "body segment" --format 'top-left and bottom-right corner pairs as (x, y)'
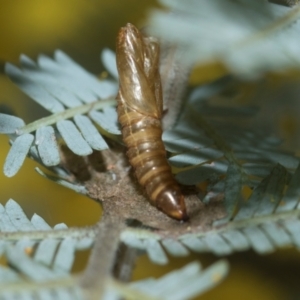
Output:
(116, 23), (188, 221)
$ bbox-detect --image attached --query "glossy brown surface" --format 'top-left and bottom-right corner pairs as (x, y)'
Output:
(116, 23), (188, 221)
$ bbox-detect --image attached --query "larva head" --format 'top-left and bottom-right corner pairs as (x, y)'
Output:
(156, 188), (188, 221)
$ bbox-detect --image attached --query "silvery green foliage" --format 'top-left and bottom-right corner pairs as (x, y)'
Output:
(7, 51), (117, 112)
(116, 79), (300, 258)
(128, 260), (229, 300)
(163, 77), (298, 186)
(35, 167), (88, 194)
(149, 0), (300, 77)
(0, 199), (90, 299)
(101, 48), (118, 80)
(0, 200), (227, 300)
(0, 50), (119, 177)
(1, 39), (300, 298)
(2, 49), (300, 262)
(0, 199), (94, 253)
(0, 176), (299, 298)
(121, 162), (300, 257)
(1, 47), (300, 254)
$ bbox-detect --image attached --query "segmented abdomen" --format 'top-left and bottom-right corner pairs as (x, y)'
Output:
(117, 101), (188, 221)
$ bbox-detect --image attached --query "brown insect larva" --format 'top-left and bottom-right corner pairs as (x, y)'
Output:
(116, 23), (188, 221)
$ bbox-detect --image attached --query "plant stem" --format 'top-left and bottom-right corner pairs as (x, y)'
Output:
(112, 242), (139, 283)
(18, 98), (116, 135)
(79, 204), (141, 299)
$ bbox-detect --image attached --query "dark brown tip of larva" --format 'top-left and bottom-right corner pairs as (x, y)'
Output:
(156, 190), (189, 222)
(180, 211), (189, 222)
(170, 207), (189, 222)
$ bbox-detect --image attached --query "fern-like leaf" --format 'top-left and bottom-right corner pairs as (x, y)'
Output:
(0, 200), (228, 300)
(119, 161), (300, 258)
(128, 260), (229, 300)
(149, 0), (300, 77)
(0, 50), (119, 177)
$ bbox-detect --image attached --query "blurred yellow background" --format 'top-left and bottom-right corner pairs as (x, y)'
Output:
(0, 1), (300, 299)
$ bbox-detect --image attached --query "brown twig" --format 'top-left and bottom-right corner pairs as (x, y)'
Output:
(79, 215), (124, 299)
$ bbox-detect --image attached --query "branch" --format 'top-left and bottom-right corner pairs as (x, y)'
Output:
(79, 214), (124, 298)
